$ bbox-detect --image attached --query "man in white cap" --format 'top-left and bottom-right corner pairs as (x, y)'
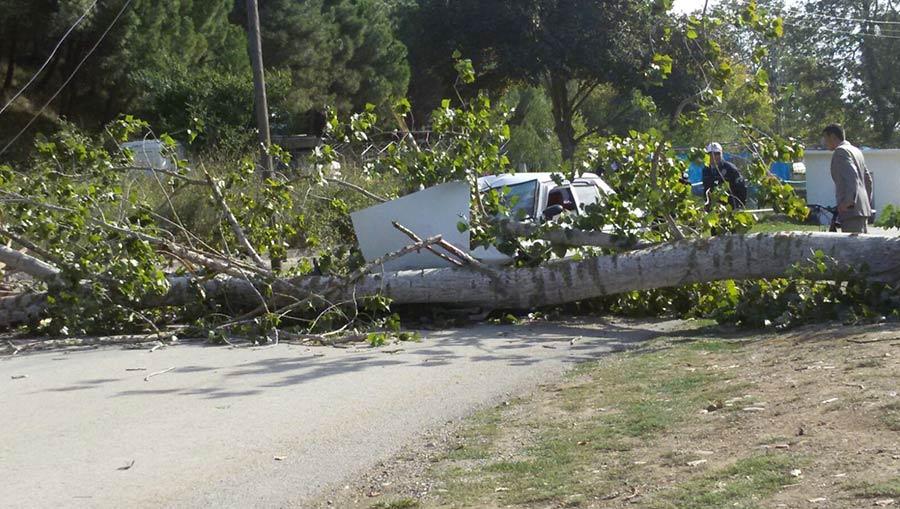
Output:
(702, 142), (747, 210)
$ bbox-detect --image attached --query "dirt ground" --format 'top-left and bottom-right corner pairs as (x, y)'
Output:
(318, 320), (900, 509)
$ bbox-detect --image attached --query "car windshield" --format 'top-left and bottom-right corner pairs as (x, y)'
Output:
(487, 180), (538, 219)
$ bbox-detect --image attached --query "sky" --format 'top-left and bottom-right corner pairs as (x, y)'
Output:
(673, 0), (799, 14)
(672, 0), (718, 14)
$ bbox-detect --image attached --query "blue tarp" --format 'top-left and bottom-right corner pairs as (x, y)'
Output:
(681, 153), (792, 185)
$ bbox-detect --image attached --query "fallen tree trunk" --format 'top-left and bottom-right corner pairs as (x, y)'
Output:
(1, 233), (898, 329)
(311, 232), (900, 309)
(500, 219), (654, 250)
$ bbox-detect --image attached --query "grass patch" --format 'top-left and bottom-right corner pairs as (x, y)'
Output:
(879, 402), (900, 431)
(443, 407), (504, 461)
(750, 220), (822, 234)
(855, 477), (900, 498)
(431, 341), (751, 507)
(652, 454), (797, 509)
(371, 499), (419, 509)
(682, 339), (745, 353)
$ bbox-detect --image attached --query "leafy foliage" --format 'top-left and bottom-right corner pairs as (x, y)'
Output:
(875, 204), (900, 229)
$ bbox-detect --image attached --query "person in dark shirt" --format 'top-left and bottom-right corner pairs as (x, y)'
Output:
(702, 142), (747, 210)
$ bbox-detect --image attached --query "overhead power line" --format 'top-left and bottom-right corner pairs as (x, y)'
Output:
(0, 0), (135, 158)
(789, 11), (900, 26)
(0, 0), (100, 119)
(784, 19), (900, 40)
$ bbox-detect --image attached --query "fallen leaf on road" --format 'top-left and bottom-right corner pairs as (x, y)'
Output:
(273, 456), (286, 461)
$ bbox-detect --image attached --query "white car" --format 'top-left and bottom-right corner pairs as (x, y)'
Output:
(477, 172), (615, 221)
(473, 172), (617, 264)
(350, 172), (621, 271)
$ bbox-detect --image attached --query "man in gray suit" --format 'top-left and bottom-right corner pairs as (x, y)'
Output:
(823, 124), (874, 233)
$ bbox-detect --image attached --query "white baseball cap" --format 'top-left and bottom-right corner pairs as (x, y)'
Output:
(706, 142), (723, 154)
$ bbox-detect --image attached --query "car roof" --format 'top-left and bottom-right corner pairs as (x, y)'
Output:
(477, 173), (557, 190)
(477, 172), (611, 192)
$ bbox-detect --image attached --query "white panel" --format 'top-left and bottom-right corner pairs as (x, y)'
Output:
(804, 151), (834, 208)
(351, 181), (470, 272)
(804, 149), (900, 216)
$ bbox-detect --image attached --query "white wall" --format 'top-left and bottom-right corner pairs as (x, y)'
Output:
(805, 149), (900, 215)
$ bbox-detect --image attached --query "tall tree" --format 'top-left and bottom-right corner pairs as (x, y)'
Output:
(0, 0), (247, 128)
(792, 0), (900, 146)
(231, 0), (410, 133)
(405, 0), (662, 161)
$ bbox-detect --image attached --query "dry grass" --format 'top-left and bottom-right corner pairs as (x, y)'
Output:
(322, 321), (900, 508)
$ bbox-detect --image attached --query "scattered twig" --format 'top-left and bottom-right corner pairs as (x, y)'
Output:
(847, 337), (898, 344)
(125, 367), (147, 372)
(624, 485), (641, 501)
(144, 366), (175, 382)
(117, 460), (135, 471)
(8, 332), (179, 353)
(148, 342), (164, 353)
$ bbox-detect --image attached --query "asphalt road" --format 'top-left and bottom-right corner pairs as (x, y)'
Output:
(0, 319), (675, 508)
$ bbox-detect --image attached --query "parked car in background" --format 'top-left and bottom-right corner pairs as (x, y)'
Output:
(350, 172), (623, 270)
(473, 172), (620, 265)
(477, 172), (615, 221)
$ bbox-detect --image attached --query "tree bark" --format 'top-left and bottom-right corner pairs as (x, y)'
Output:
(0, 245), (61, 283)
(547, 73), (577, 162)
(2, 233), (898, 329)
(2, 26), (17, 95)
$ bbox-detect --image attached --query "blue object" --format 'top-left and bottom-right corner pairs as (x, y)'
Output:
(678, 151), (793, 198)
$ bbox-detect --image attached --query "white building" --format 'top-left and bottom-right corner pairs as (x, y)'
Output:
(804, 149), (900, 216)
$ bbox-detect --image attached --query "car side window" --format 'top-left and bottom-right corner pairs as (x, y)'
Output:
(572, 184), (602, 209)
(548, 187), (576, 211)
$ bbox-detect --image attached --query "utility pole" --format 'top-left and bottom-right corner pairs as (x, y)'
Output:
(245, 0), (281, 273)
(246, 0), (273, 180)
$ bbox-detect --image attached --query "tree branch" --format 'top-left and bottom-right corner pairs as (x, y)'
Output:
(391, 222), (464, 267)
(324, 177), (389, 203)
(201, 166), (268, 270)
(0, 244), (61, 283)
